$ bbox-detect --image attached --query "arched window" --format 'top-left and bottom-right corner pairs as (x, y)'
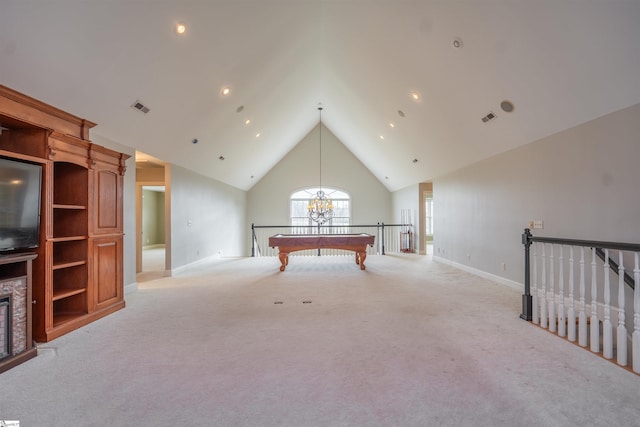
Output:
(290, 188), (350, 227)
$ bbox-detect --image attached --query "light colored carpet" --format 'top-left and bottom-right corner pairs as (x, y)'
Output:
(1, 254), (639, 426)
(136, 246), (167, 283)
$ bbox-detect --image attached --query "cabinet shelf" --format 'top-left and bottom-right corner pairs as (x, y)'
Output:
(52, 260), (86, 270)
(51, 236), (87, 243)
(52, 312), (86, 328)
(52, 291), (87, 328)
(53, 204), (87, 210)
(53, 207), (87, 238)
(52, 287), (86, 301)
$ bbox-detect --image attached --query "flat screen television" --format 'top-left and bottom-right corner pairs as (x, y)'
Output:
(0, 156), (42, 253)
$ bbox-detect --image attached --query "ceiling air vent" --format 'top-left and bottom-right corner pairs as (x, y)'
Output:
(481, 111), (496, 123)
(131, 100), (150, 114)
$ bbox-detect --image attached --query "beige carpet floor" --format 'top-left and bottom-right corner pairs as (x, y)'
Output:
(1, 254), (639, 426)
(136, 245), (167, 283)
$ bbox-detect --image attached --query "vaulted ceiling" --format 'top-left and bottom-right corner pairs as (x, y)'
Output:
(1, 1), (639, 191)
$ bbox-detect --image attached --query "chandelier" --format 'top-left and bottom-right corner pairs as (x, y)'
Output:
(308, 106), (334, 224)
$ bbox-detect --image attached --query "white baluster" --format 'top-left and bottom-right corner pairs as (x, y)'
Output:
(558, 245), (566, 337)
(541, 244), (548, 329)
(617, 251), (627, 366)
(603, 249), (613, 359)
(633, 253), (640, 373)
(549, 244), (556, 332)
(567, 246), (576, 342)
(532, 242), (539, 324)
(590, 248), (600, 353)
(578, 247), (588, 347)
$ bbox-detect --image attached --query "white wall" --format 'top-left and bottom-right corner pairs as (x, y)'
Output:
(247, 123), (392, 232)
(169, 164), (247, 268)
(433, 103), (640, 284)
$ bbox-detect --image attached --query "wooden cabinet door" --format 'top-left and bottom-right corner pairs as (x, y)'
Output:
(90, 167), (123, 236)
(89, 144), (127, 236)
(88, 145), (127, 315)
(90, 236), (123, 311)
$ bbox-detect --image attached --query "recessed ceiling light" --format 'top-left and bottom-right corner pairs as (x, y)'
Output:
(220, 86), (231, 96)
(255, 132), (261, 138)
(176, 23), (186, 35)
(410, 91), (422, 102)
(500, 100), (515, 113)
(219, 155), (225, 160)
(452, 37), (463, 48)
(244, 119), (251, 126)
(379, 135), (384, 140)
(389, 122), (396, 128)
(385, 176), (389, 180)
(236, 105), (244, 113)
(413, 158), (419, 164)
(397, 110), (405, 118)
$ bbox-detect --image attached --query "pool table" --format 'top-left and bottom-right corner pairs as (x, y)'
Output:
(268, 233), (375, 271)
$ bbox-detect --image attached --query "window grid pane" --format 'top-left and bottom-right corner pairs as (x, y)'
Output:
(291, 189), (350, 228)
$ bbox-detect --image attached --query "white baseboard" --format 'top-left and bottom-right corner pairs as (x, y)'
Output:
(170, 254), (220, 275)
(433, 255), (524, 292)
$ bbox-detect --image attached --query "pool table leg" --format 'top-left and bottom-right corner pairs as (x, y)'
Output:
(278, 252), (289, 271)
(356, 251), (367, 270)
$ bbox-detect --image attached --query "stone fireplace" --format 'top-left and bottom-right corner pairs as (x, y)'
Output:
(0, 279), (27, 360)
(0, 253), (37, 373)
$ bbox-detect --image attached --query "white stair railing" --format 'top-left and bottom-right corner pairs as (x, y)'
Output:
(590, 248), (600, 353)
(567, 246), (575, 342)
(579, 247), (588, 347)
(603, 249), (613, 359)
(617, 251), (627, 366)
(521, 229), (640, 375)
(558, 246), (566, 338)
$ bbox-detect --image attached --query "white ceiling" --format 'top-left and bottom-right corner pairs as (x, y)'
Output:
(1, 1), (639, 191)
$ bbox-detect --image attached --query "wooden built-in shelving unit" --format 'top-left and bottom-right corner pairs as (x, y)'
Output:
(0, 84), (129, 344)
(50, 162), (89, 329)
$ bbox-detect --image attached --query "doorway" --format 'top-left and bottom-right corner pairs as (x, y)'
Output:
(135, 152), (170, 282)
(141, 185), (165, 273)
(425, 192), (434, 255)
(418, 182), (433, 255)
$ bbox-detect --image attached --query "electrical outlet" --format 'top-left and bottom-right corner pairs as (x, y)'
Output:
(533, 220), (543, 229)
(528, 220), (535, 229)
